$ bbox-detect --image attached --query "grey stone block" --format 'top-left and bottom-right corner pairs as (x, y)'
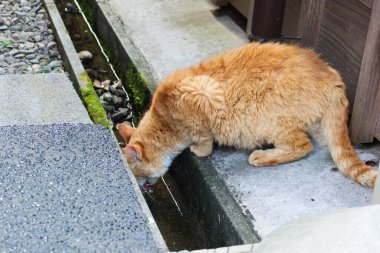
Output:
(0, 124), (158, 253)
(0, 73), (92, 126)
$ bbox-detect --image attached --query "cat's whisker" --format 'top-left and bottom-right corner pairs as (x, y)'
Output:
(161, 176), (183, 216)
(142, 189), (158, 202)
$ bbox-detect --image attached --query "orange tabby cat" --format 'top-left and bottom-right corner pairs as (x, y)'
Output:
(119, 42), (377, 188)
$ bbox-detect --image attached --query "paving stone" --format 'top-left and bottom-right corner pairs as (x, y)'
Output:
(0, 73), (92, 126)
(0, 124), (158, 253)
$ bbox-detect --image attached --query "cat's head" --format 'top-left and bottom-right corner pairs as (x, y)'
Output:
(117, 121), (169, 187)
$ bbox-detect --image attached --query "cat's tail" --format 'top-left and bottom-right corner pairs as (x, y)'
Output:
(322, 83), (377, 187)
(177, 75), (224, 115)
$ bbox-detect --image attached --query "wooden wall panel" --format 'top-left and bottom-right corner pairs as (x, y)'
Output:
(282, 0), (302, 37)
(350, 0), (380, 143)
(298, 0), (326, 48)
(316, 0), (371, 111)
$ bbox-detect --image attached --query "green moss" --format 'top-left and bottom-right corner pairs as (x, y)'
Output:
(77, 0), (95, 26)
(79, 72), (110, 128)
(126, 65), (151, 120)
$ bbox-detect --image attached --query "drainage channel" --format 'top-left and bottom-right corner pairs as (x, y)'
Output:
(54, 0), (210, 251)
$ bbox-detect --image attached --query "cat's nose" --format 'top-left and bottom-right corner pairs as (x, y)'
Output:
(147, 177), (159, 185)
(137, 177), (147, 186)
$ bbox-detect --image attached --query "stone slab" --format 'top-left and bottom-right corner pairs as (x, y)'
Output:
(0, 73), (92, 126)
(0, 124), (158, 252)
(104, 0), (248, 84)
(211, 144), (380, 237)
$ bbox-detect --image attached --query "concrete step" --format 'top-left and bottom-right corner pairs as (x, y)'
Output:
(0, 123), (159, 252)
(93, 0), (247, 85)
(211, 144), (379, 237)
(0, 73), (92, 126)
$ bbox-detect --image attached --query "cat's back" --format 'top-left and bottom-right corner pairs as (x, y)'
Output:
(205, 42), (337, 81)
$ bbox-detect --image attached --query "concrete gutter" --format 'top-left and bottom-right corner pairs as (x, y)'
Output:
(44, 0), (110, 127)
(43, 1), (168, 251)
(78, 0), (258, 247)
(172, 151), (260, 245)
(44, 0), (88, 89)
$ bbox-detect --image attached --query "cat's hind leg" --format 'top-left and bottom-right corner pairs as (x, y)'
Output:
(249, 131), (313, 166)
(190, 138), (213, 157)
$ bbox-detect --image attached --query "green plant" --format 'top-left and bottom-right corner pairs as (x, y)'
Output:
(37, 67), (49, 73)
(1, 39), (12, 47)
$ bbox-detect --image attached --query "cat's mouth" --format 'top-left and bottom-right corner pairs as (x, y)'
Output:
(141, 183), (152, 192)
(137, 177), (159, 192)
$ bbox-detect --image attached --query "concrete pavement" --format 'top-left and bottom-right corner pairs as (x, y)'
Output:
(0, 123), (159, 252)
(0, 73), (91, 126)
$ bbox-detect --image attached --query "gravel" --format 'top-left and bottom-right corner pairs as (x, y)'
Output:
(0, 0), (63, 74)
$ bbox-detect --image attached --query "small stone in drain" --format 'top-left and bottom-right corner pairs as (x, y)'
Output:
(111, 108), (132, 123)
(78, 50), (93, 62)
(96, 89), (105, 96)
(112, 95), (124, 106)
(115, 89), (127, 97)
(64, 3), (79, 14)
(102, 92), (113, 103)
(86, 68), (100, 81)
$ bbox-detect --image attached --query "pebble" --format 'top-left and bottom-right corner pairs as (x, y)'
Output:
(78, 50), (93, 62)
(49, 50), (59, 57)
(11, 33), (20, 40)
(32, 64), (40, 72)
(47, 60), (61, 69)
(64, 3), (79, 14)
(39, 58), (49, 66)
(0, 0), (63, 74)
(35, 42), (44, 48)
(9, 49), (19, 56)
(33, 35), (42, 42)
(25, 53), (36, 60)
(46, 41), (56, 49)
(5, 56), (18, 64)
(14, 53), (25, 59)
(9, 25), (23, 32)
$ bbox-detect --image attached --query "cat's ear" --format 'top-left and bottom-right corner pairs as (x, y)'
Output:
(122, 144), (143, 163)
(117, 122), (135, 143)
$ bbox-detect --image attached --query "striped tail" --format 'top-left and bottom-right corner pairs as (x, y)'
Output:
(322, 84), (377, 187)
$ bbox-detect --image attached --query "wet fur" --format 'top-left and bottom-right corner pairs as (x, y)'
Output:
(121, 42), (377, 187)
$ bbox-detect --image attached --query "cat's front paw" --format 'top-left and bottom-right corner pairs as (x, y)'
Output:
(249, 150), (279, 167)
